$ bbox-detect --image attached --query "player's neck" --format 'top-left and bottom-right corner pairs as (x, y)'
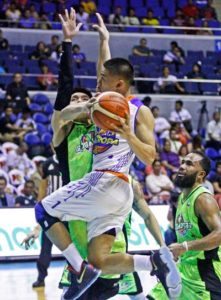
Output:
(182, 182), (201, 198)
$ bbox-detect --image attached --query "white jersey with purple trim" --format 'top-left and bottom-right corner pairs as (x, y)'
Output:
(92, 99), (142, 174)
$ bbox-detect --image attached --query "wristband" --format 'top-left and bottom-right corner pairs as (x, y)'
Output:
(182, 241), (188, 251)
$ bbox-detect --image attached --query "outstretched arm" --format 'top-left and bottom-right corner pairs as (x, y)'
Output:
(132, 178), (165, 246)
(52, 8), (82, 146)
(93, 13), (110, 81)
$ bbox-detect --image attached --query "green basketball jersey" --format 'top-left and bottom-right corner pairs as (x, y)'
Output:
(67, 122), (95, 181)
(175, 185), (221, 264)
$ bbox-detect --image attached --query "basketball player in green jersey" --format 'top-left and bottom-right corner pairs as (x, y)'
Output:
(148, 151), (221, 300)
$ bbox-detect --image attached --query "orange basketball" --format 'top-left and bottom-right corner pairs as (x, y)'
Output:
(91, 91), (129, 131)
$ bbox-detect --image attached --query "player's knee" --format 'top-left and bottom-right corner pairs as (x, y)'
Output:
(35, 202), (60, 231)
(88, 253), (107, 271)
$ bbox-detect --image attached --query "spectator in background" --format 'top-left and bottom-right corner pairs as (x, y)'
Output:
(29, 3), (39, 20)
(145, 160), (174, 204)
(124, 7), (140, 26)
(184, 16), (198, 34)
(151, 106), (171, 139)
(197, 20), (213, 35)
(170, 41), (185, 58)
(132, 38), (152, 56)
(0, 176), (15, 207)
(15, 180), (37, 207)
(72, 44), (86, 63)
(169, 100), (192, 133)
(200, 0), (217, 20)
(168, 128), (182, 154)
(19, 9), (35, 28)
(7, 141), (34, 176)
(0, 29), (9, 50)
(145, 151), (167, 176)
(142, 9), (159, 26)
(34, 14), (52, 30)
(172, 122), (191, 145)
(187, 62), (206, 79)
(6, 73), (30, 110)
(205, 111), (221, 150)
(30, 41), (51, 60)
(211, 161), (221, 209)
(178, 144), (189, 162)
(160, 139), (180, 177)
(15, 107), (36, 132)
(189, 134), (204, 152)
(173, 9), (185, 27)
(163, 46), (185, 72)
(80, 0), (97, 14)
(37, 64), (58, 91)
(109, 6), (124, 25)
(154, 66), (185, 94)
(47, 35), (60, 52)
(5, 2), (21, 26)
(0, 106), (18, 142)
(76, 5), (89, 31)
(50, 44), (62, 63)
(202, 177), (214, 194)
(182, 0), (199, 19)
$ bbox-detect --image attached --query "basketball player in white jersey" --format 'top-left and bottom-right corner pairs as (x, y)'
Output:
(35, 9), (181, 300)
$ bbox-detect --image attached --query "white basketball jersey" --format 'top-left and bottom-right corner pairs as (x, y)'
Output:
(92, 98), (143, 174)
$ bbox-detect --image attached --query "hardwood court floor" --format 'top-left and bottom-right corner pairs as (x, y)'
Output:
(0, 260), (157, 300)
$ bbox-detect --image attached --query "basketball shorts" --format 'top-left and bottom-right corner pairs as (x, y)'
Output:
(148, 260), (221, 300)
(42, 171), (133, 241)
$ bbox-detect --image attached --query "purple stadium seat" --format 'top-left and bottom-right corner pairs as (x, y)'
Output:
(205, 148), (219, 160)
(29, 103), (42, 112)
(80, 79), (97, 91)
(130, 0), (143, 8)
(36, 123), (47, 135)
(41, 132), (52, 146)
(43, 3), (56, 14)
(33, 112), (49, 124)
(97, 6), (110, 16)
(43, 103), (53, 115)
(24, 132), (41, 146)
(32, 94), (49, 105)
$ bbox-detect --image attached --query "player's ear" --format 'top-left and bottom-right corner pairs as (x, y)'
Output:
(198, 170), (206, 181)
(116, 79), (125, 91)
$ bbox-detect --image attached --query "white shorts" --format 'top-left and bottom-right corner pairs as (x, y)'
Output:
(42, 171), (133, 241)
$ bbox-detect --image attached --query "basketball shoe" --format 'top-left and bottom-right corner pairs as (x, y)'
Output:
(63, 261), (101, 300)
(150, 246), (182, 299)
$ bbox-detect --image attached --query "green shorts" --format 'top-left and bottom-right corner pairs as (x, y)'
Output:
(148, 260), (221, 300)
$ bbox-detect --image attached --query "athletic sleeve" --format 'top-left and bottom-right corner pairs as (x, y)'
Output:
(54, 41), (74, 111)
(42, 159), (50, 180)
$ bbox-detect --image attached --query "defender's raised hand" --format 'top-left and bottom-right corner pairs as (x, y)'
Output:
(92, 13), (109, 41)
(58, 8), (82, 41)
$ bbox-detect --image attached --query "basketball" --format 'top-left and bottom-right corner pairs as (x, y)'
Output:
(91, 91), (129, 131)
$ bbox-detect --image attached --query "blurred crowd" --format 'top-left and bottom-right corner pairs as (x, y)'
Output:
(0, 0), (219, 32)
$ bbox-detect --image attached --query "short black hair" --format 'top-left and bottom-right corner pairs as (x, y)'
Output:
(171, 41), (178, 46)
(151, 106), (159, 112)
(103, 58), (134, 85)
(142, 96), (152, 107)
(25, 179), (35, 187)
(192, 151), (211, 177)
(72, 87), (92, 98)
(152, 159), (161, 166)
(176, 100), (183, 106)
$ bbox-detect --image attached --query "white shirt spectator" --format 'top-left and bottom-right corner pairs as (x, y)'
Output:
(170, 108), (192, 123)
(16, 117), (36, 130)
(202, 179), (214, 194)
(76, 12), (89, 30)
(146, 173), (174, 195)
(170, 139), (182, 154)
(206, 120), (221, 142)
(124, 16), (140, 25)
(154, 117), (171, 139)
(157, 74), (177, 87)
(7, 150), (35, 176)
